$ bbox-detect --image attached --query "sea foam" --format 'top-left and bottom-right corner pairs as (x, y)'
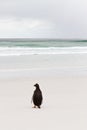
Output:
(0, 46), (87, 56)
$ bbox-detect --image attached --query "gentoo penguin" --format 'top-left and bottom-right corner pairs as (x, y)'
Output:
(32, 83), (43, 108)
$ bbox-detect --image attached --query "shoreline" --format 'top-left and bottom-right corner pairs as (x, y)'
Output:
(0, 54), (87, 79)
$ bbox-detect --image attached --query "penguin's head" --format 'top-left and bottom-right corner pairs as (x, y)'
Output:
(34, 83), (40, 89)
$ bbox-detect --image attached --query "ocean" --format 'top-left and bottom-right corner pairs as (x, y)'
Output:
(0, 39), (87, 56)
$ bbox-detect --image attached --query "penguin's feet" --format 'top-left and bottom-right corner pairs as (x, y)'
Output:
(38, 106), (41, 109)
(32, 105), (36, 108)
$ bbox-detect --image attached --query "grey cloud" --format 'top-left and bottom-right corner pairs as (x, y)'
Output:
(0, 0), (87, 38)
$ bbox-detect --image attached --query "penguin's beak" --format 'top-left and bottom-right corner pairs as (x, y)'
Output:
(34, 83), (39, 87)
(34, 84), (36, 87)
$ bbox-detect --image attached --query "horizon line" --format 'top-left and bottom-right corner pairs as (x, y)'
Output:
(0, 38), (87, 41)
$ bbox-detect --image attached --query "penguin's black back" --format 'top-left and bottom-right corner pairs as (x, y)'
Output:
(33, 87), (43, 107)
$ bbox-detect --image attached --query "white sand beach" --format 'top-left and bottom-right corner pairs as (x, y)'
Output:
(0, 54), (87, 130)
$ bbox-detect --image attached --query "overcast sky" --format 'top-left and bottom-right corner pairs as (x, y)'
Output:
(0, 0), (87, 39)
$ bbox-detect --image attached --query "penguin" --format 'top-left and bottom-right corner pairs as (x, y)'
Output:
(32, 83), (43, 108)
